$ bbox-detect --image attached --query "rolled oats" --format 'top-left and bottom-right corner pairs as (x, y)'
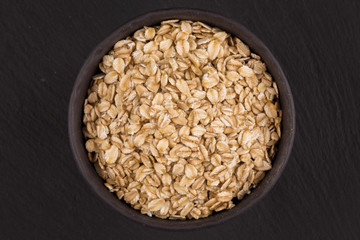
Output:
(83, 20), (281, 220)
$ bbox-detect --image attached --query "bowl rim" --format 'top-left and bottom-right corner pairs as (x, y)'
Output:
(68, 8), (295, 230)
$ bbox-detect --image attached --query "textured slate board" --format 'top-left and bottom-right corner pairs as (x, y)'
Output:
(1, 0), (359, 239)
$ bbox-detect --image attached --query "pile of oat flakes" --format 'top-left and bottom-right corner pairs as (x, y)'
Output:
(83, 19), (281, 219)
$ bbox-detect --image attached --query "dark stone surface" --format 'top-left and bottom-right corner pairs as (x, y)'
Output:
(1, 0), (359, 239)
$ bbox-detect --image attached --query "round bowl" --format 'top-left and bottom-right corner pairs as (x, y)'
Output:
(68, 8), (295, 230)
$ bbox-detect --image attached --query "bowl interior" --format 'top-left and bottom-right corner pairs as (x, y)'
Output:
(68, 8), (295, 230)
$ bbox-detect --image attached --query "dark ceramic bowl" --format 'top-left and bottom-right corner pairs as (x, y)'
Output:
(68, 9), (295, 230)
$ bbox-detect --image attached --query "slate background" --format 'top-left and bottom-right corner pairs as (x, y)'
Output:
(1, 0), (360, 239)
